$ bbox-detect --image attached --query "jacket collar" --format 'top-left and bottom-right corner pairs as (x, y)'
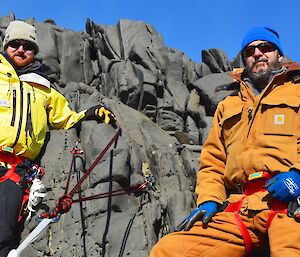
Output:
(19, 73), (50, 88)
(230, 62), (300, 83)
(1, 52), (51, 88)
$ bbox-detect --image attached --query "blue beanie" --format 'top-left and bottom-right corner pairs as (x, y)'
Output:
(241, 27), (284, 55)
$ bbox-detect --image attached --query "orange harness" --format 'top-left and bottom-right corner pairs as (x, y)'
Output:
(224, 172), (288, 257)
(0, 149), (30, 221)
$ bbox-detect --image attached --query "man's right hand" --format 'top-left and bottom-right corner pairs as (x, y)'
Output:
(264, 168), (300, 202)
(176, 201), (219, 231)
(85, 105), (116, 125)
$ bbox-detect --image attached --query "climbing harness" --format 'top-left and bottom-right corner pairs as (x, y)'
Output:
(0, 148), (25, 184)
(0, 146), (46, 222)
(224, 171), (288, 257)
(0, 146), (47, 257)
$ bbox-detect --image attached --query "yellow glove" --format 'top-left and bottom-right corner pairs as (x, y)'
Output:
(85, 105), (116, 125)
(95, 106), (116, 124)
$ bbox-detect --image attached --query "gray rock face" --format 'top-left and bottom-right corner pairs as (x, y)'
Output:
(0, 13), (266, 257)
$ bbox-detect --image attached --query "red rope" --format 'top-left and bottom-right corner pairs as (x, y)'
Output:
(63, 152), (77, 195)
(64, 146), (85, 195)
(72, 181), (149, 203)
(40, 128), (137, 219)
(68, 127), (121, 198)
(39, 195), (73, 219)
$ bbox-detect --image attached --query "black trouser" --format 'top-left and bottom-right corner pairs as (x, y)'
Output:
(0, 178), (24, 257)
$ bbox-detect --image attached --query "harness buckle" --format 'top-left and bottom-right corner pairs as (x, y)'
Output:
(0, 145), (14, 154)
(248, 171), (264, 181)
(288, 196), (300, 218)
(243, 171), (271, 195)
(247, 171), (271, 182)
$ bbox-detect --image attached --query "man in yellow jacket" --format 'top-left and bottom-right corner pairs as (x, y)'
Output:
(149, 27), (300, 257)
(0, 20), (116, 256)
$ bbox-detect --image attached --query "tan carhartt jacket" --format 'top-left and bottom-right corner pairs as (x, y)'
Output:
(196, 62), (300, 210)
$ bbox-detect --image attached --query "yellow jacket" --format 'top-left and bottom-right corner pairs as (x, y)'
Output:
(0, 54), (85, 160)
(196, 62), (300, 208)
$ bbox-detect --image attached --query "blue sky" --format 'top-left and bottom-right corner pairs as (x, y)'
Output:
(1, 0), (300, 63)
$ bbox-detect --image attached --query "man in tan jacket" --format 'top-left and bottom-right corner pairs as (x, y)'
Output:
(149, 27), (300, 257)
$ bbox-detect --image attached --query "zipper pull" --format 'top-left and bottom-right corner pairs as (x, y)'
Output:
(7, 72), (12, 96)
(247, 107), (253, 124)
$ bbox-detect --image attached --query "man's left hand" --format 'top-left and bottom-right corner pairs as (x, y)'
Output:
(264, 168), (300, 202)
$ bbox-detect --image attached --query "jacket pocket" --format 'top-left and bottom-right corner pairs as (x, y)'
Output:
(261, 97), (299, 136)
(218, 105), (243, 138)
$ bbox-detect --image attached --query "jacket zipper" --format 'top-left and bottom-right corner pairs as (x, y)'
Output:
(246, 69), (286, 137)
(11, 81), (24, 148)
(10, 88), (16, 126)
(25, 92), (33, 136)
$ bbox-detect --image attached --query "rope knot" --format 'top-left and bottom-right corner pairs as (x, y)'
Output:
(56, 194), (73, 214)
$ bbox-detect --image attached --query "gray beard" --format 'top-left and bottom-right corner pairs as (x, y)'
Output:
(245, 61), (281, 89)
(247, 68), (272, 87)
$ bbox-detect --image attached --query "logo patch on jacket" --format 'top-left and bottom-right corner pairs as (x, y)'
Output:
(274, 114), (284, 125)
(0, 99), (9, 108)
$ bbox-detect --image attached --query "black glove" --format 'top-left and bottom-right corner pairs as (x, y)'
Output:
(85, 105), (116, 125)
(176, 201), (220, 231)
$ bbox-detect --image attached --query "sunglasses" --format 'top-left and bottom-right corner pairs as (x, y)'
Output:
(8, 40), (36, 52)
(243, 42), (276, 57)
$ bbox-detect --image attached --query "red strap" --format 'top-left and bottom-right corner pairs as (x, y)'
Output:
(0, 151), (24, 184)
(0, 165), (20, 183)
(243, 179), (268, 195)
(0, 152), (24, 165)
(18, 188), (30, 222)
(266, 211), (276, 230)
(266, 199), (288, 229)
(225, 197), (252, 256)
(234, 212), (253, 257)
(224, 197), (245, 212)
(0, 149), (25, 184)
(225, 198), (288, 255)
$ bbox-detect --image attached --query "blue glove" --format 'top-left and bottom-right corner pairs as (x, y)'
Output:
(264, 169), (300, 202)
(176, 201), (219, 231)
